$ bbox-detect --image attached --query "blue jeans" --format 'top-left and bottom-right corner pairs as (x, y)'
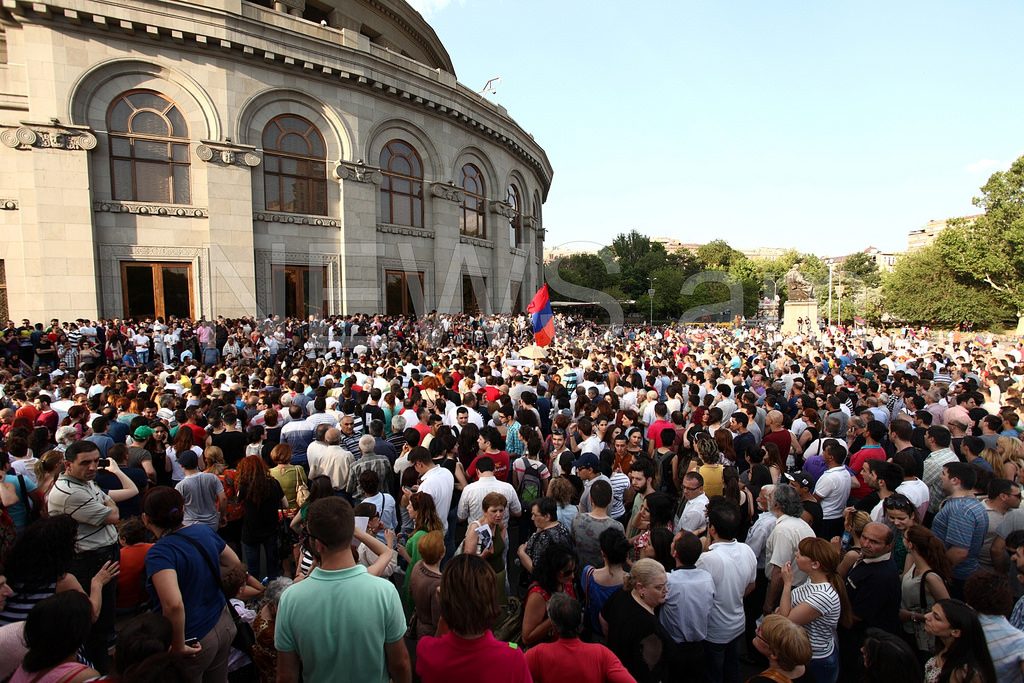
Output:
(705, 634), (742, 683)
(244, 536), (279, 581)
(811, 647), (840, 683)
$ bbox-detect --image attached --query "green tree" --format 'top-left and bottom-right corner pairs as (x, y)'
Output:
(882, 246), (1013, 326)
(937, 155), (1024, 333)
(554, 253), (610, 291)
(842, 251), (882, 288)
(696, 239), (741, 270)
(610, 230), (652, 272)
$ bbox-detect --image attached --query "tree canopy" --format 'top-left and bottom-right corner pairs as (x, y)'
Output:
(935, 155), (1024, 332)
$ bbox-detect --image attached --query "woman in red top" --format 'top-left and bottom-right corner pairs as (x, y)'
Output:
(522, 543), (577, 647)
(416, 554), (530, 683)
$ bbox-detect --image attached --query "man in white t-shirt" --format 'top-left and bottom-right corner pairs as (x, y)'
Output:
(813, 439), (852, 540)
(696, 499), (757, 683)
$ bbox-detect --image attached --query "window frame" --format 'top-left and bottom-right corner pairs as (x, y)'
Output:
(506, 183), (522, 248)
(379, 140), (424, 228)
(459, 163), (486, 239)
(262, 114), (329, 216)
(107, 90), (191, 205)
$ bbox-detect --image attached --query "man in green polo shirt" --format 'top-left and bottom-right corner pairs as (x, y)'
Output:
(276, 497), (410, 683)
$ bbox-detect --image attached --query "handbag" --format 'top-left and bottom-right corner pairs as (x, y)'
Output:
(294, 466), (310, 508)
(174, 530), (256, 656)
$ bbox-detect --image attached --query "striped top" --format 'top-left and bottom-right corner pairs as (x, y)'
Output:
(790, 580), (841, 659)
(0, 582), (57, 625)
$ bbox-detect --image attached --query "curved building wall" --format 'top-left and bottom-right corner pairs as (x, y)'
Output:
(0, 0), (551, 321)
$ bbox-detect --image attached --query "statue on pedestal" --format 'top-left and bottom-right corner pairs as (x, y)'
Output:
(784, 265), (814, 301)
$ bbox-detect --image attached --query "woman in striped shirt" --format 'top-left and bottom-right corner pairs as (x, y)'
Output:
(777, 536), (852, 683)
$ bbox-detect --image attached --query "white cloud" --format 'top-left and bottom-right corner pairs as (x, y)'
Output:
(966, 151), (1024, 174)
(966, 159), (1006, 174)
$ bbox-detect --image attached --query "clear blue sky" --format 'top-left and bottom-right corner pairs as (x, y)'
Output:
(409, 0), (1023, 258)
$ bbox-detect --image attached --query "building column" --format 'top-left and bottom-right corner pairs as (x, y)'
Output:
(429, 182), (464, 314)
(0, 123), (99, 320)
(195, 144), (260, 318)
(336, 161), (382, 315)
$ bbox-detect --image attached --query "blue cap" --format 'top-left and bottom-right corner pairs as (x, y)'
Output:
(572, 452), (600, 470)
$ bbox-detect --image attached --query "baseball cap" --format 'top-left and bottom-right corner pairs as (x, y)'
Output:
(133, 425), (154, 440)
(784, 470), (814, 489)
(177, 450), (199, 470)
(572, 452), (600, 470)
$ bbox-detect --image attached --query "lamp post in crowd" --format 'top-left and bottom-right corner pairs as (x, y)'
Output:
(647, 276), (656, 326)
(827, 263), (834, 328)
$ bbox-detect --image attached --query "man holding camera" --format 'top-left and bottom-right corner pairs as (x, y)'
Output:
(48, 440), (138, 671)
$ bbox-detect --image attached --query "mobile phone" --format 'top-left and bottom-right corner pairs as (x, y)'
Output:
(184, 637), (199, 647)
(97, 458), (110, 468)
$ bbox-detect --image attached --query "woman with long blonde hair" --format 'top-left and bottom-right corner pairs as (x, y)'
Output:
(997, 435), (1024, 481)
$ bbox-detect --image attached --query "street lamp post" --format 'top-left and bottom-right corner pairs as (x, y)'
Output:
(827, 263), (834, 328)
(647, 276), (656, 326)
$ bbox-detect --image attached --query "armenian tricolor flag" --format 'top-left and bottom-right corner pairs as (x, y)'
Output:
(853, 317), (867, 326)
(527, 284), (555, 347)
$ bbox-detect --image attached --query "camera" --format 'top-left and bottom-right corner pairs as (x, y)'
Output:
(97, 458), (110, 468)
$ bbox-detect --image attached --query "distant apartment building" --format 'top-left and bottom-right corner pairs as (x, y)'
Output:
(822, 247), (899, 273)
(907, 216), (981, 252)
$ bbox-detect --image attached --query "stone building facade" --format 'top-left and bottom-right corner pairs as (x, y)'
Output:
(0, 0), (552, 322)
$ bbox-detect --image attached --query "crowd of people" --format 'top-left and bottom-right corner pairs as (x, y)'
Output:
(0, 310), (1023, 683)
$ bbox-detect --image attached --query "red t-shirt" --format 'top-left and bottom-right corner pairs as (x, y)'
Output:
(646, 419), (673, 447)
(526, 637), (634, 683)
(762, 429), (793, 458)
(116, 543), (154, 609)
(416, 631), (530, 683)
(467, 451), (511, 482)
(848, 445), (886, 499)
(184, 423), (207, 446)
(414, 422), (431, 445)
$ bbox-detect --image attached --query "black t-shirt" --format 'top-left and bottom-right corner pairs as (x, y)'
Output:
(801, 499), (824, 536)
(210, 430), (247, 468)
(601, 588), (673, 683)
(240, 478), (283, 544)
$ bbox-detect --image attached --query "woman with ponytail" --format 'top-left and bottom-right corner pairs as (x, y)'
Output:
(777, 536), (851, 683)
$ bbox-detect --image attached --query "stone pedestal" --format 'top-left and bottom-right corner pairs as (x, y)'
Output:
(782, 300), (818, 334)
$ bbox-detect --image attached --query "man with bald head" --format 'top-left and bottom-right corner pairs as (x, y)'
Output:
(310, 427), (354, 497)
(761, 410), (800, 465)
(838, 521), (902, 682)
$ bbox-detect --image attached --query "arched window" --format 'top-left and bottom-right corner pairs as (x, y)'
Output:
(460, 163), (486, 238)
(263, 115), (328, 215)
(379, 140), (423, 227)
(506, 183), (521, 248)
(108, 91), (191, 204)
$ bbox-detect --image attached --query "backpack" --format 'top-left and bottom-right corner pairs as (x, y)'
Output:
(17, 475), (40, 526)
(517, 457), (543, 507)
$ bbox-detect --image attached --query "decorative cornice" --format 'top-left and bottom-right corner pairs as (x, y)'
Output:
(489, 201), (514, 218)
(536, 227), (546, 239)
(334, 161), (383, 185)
(377, 223), (433, 239)
(195, 144), (261, 167)
(429, 182), (464, 203)
(0, 0), (551, 196)
(1, 124), (96, 151)
(523, 216), (539, 230)
(510, 247), (527, 258)
(0, 198), (18, 210)
(254, 211), (340, 228)
(460, 235), (493, 249)
(93, 201), (208, 217)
